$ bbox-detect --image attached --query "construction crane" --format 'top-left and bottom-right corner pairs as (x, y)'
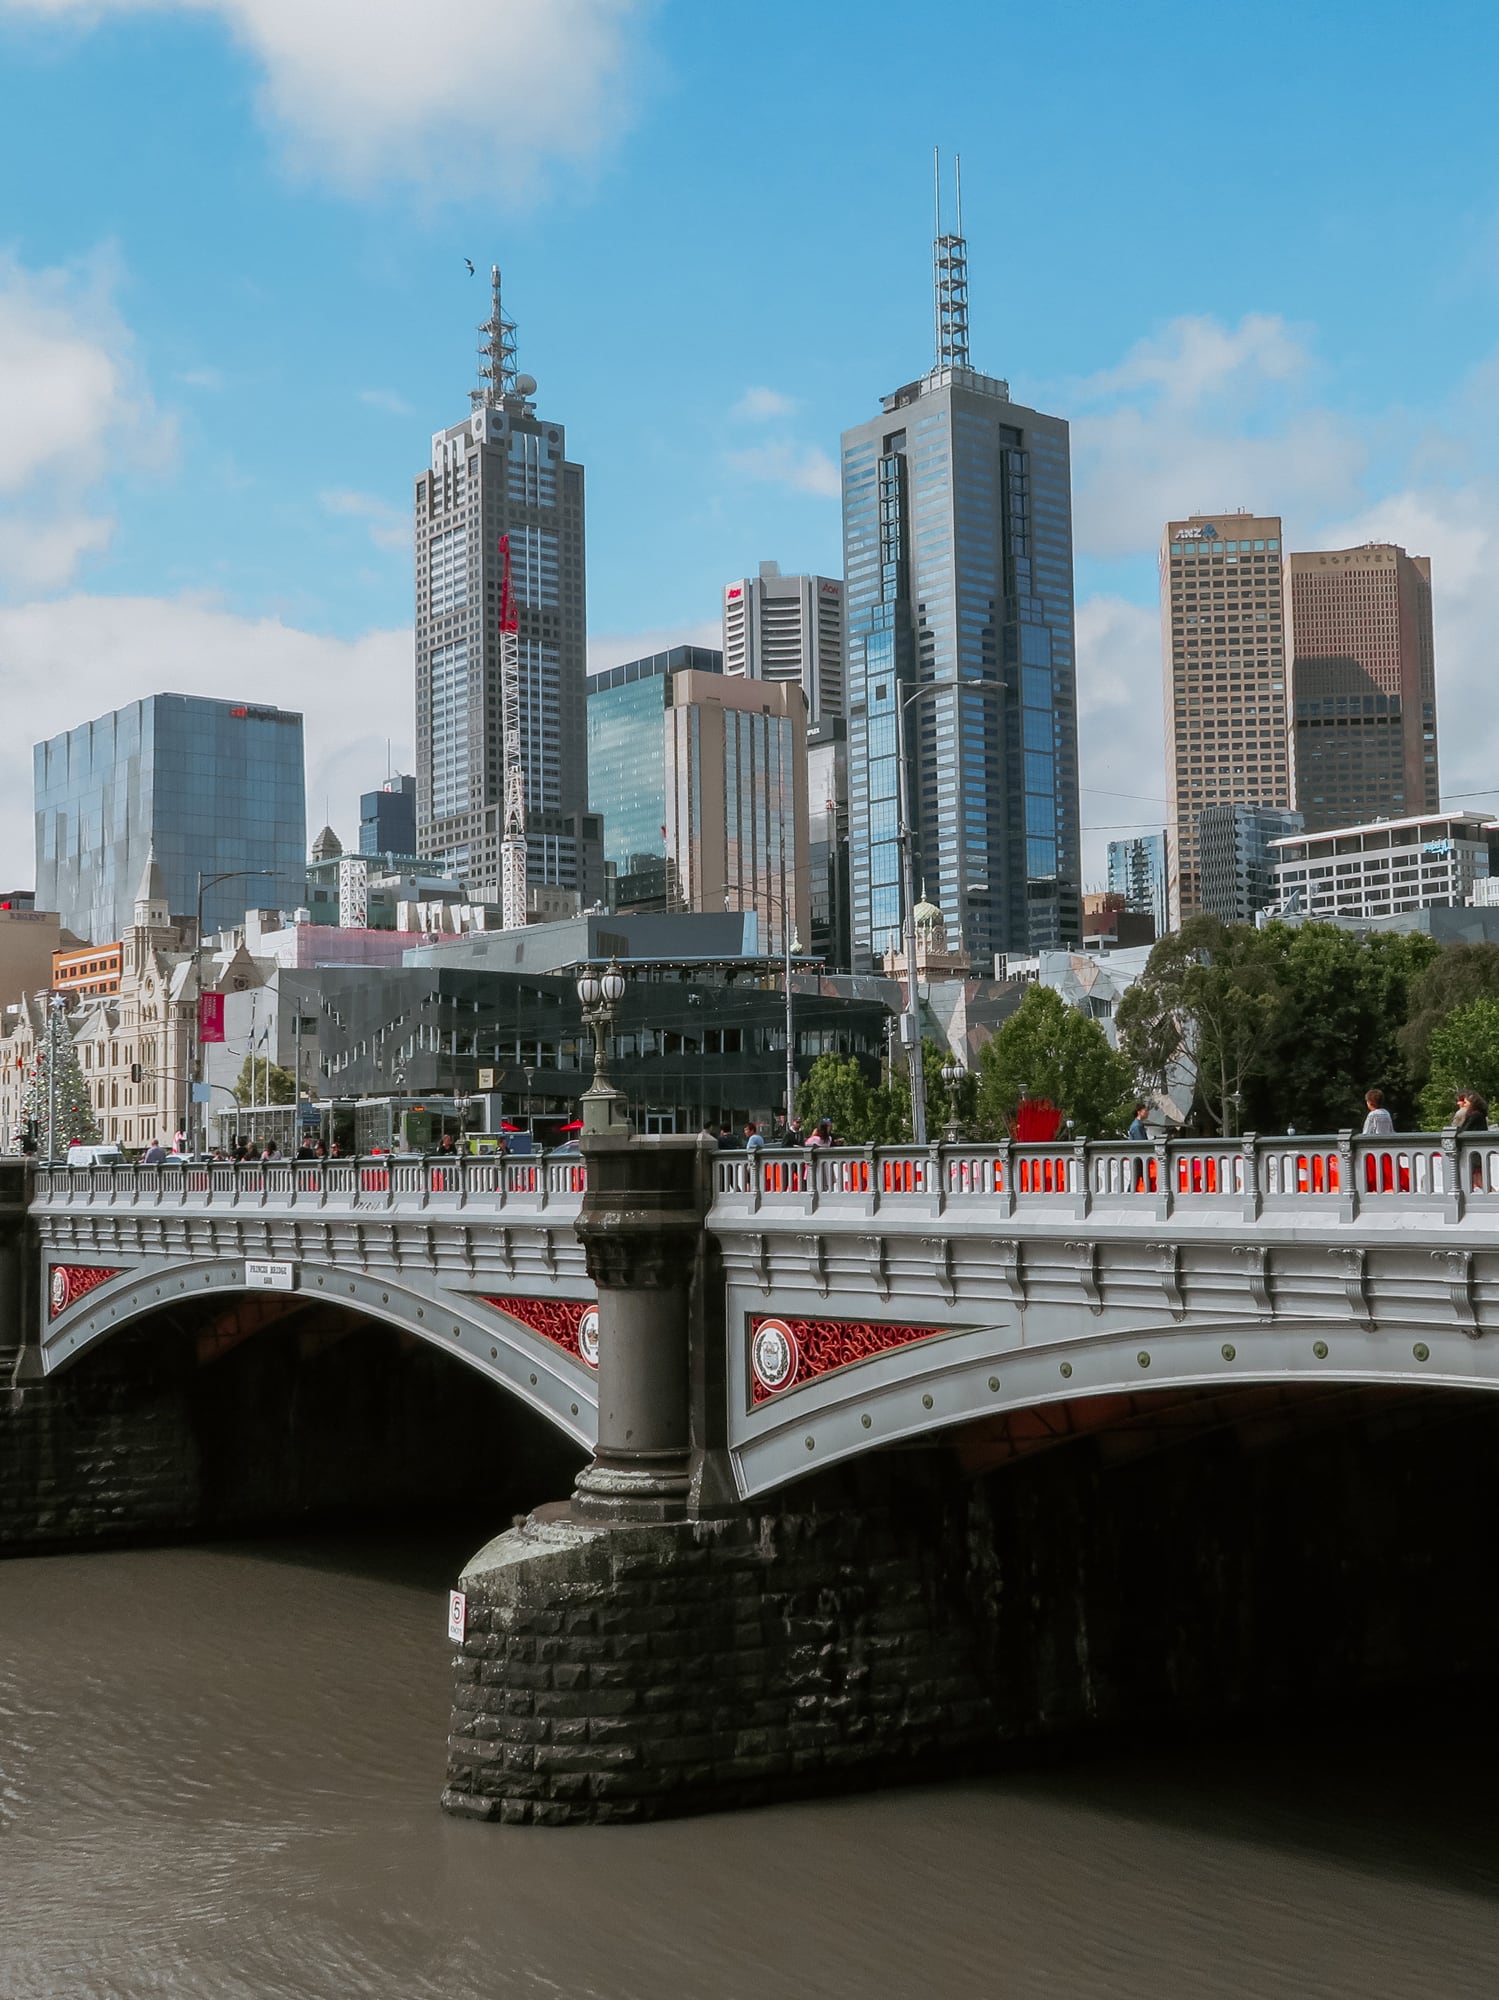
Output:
(498, 532), (528, 932)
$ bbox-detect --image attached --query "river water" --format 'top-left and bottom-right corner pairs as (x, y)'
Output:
(3, 1532), (1499, 2000)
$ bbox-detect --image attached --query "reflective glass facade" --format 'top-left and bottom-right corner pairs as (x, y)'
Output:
(587, 648), (723, 871)
(842, 368), (1081, 968)
(34, 694), (306, 945)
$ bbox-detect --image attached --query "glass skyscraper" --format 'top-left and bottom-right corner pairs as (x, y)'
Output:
(587, 648), (723, 874)
(34, 693), (306, 945)
(840, 227), (1081, 969)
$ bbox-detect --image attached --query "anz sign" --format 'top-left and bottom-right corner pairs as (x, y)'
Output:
(1173, 523), (1220, 542)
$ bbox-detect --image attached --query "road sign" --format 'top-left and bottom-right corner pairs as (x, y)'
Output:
(447, 1590), (467, 1644)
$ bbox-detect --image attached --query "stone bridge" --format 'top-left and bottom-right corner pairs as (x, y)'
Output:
(18, 1130), (1499, 1827)
(29, 1130), (1499, 1499)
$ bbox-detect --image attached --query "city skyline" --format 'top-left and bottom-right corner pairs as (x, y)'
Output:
(3, 4), (1499, 892)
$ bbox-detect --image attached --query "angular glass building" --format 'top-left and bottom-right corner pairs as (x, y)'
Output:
(34, 694), (306, 945)
(840, 209), (1081, 969)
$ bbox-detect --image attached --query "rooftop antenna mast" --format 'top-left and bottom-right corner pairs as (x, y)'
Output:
(498, 533), (528, 931)
(933, 148), (970, 373)
(471, 264), (517, 409)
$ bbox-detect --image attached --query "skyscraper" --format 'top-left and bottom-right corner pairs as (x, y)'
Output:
(840, 165), (1081, 970)
(1286, 543), (1438, 834)
(415, 268), (600, 914)
(1196, 802), (1302, 925)
(1160, 514), (1290, 927)
(34, 693), (306, 944)
(1106, 831), (1168, 937)
(360, 773), (417, 857)
(722, 561), (845, 725)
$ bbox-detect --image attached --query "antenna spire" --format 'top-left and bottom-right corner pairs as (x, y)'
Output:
(932, 150), (970, 374)
(472, 264), (518, 409)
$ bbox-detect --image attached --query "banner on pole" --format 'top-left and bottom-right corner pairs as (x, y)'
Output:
(198, 992), (225, 1043)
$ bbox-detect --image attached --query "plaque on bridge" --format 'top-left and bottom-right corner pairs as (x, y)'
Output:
(245, 1259), (297, 1291)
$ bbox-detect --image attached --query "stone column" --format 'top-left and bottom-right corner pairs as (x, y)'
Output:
(570, 1132), (712, 1524)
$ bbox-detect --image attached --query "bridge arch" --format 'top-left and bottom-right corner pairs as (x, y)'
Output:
(41, 1255), (598, 1451)
(729, 1306), (1499, 1497)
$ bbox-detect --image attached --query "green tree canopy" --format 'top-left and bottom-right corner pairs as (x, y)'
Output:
(1116, 915), (1285, 1136)
(1399, 943), (1499, 1089)
(974, 984), (1134, 1139)
(796, 1054), (877, 1142)
(1252, 922), (1437, 1133)
(233, 1056), (296, 1106)
(1418, 998), (1499, 1129)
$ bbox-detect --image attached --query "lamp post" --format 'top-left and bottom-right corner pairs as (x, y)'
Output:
(891, 676), (1005, 1146)
(192, 868), (274, 1157)
(940, 1055), (965, 1144)
(575, 959), (629, 1136)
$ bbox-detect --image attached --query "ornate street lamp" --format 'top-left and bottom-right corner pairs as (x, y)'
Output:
(575, 959), (630, 1137)
(940, 1055), (965, 1144)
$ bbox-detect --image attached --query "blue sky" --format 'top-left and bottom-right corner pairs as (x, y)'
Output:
(3, 0), (1499, 878)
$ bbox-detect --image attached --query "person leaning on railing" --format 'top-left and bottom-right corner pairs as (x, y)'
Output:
(1455, 1089), (1490, 1135)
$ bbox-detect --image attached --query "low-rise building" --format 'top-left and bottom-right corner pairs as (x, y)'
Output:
(1271, 811), (1499, 922)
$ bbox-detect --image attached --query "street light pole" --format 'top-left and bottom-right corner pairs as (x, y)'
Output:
(576, 959), (629, 1137)
(192, 868), (274, 1157)
(893, 688), (928, 1146)
(892, 676), (1006, 1148)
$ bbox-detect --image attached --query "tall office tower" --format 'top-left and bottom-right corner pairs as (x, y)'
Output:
(1196, 802), (1302, 925)
(587, 646), (724, 907)
(360, 773), (418, 857)
(415, 268), (600, 914)
(840, 162), (1081, 970)
(1161, 514), (1290, 927)
(34, 694), (306, 945)
(664, 671), (810, 956)
(1106, 831), (1169, 938)
(1286, 544), (1438, 834)
(722, 561), (845, 726)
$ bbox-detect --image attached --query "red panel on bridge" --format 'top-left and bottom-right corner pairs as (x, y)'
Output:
(49, 1265), (124, 1319)
(748, 1314), (948, 1402)
(480, 1296), (599, 1371)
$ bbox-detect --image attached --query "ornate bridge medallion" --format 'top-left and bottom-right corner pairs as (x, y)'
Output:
(481, 1295), (599, 1371)
(749, 1313), (953, 1402)
(49, 1264), (124, 1319)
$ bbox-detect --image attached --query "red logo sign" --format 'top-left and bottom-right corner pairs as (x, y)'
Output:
(198, 992), (225, 1043)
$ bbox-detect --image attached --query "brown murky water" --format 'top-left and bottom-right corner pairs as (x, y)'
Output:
(3, 1533), (1499, 1999)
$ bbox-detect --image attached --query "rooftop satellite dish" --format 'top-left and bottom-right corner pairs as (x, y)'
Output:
(514, 373), (537, 395)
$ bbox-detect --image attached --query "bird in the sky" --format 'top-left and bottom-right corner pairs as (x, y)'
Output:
(464, 258), (475, 275)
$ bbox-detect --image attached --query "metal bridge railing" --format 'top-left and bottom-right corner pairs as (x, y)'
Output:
(30, 1154), (589, 1213)
(711, 1134), (1499, 1220)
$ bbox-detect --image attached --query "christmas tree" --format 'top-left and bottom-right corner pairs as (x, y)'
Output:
(23, 1007), (101, 1156)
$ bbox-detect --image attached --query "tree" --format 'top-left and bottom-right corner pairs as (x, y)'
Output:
(233, 1056), (296, 1106)
(796, 1053), (876, 1142)
(23, 1018), (101, 1154)
(973, 985), (1134, 1139)
(1257, 922), (1437, 1134)
(1116, 915), (1285, 1136)
(1418, 999), (1499, 1129)
(1399, 943), (1499, 1089)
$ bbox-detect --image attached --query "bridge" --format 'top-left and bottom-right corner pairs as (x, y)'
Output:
(18, 1130), (1499, 1826)
(28, 1130), (1499, 1499)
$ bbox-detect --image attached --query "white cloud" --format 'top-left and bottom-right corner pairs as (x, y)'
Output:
(0, 252), (171, 591)
(1075, 596), (1168, 888)
(587, 617), (720, 678)
(0, 594), (412, 886)
(3, 0), (652, 193)
(357, 387), (413, 417)
(732, 386), (795, 423)
(320, 487), (408, 552)
(1069, 313), (1366, 560)
(726, 441), (841, 500)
